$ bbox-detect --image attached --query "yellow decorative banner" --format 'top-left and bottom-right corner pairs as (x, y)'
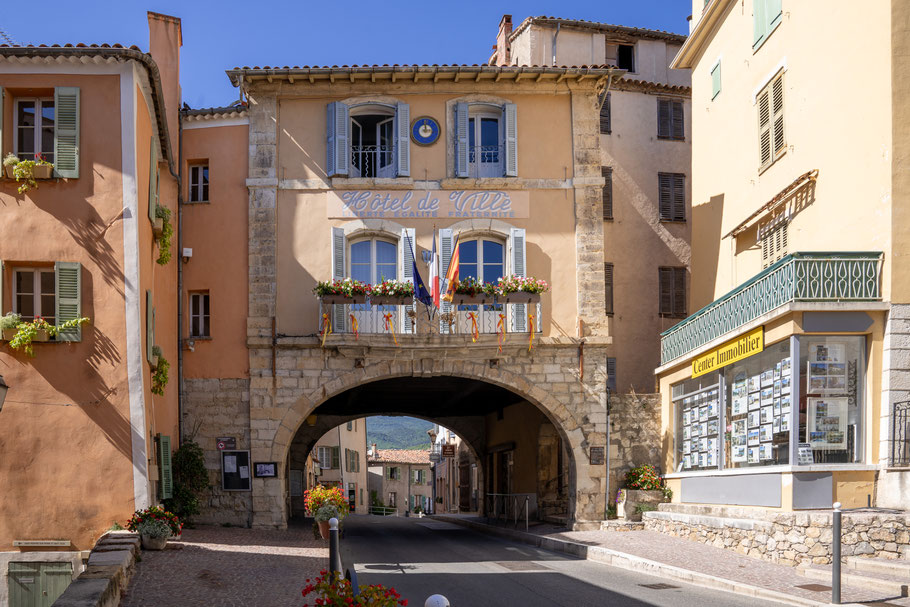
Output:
(692, 327), (764, 378)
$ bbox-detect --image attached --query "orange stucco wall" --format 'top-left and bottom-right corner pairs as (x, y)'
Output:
(182, 122), (250, 379)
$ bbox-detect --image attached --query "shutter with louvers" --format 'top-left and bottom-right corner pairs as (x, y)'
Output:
(158, 434), (173, 499)
(54, 87), (80, 178)
(504, 103), (518, 177)
(602, 167), (613, 219)
(604, 263), (614, 315)
(55, 261), (82, 342)
(326, 102), (349, 177)
(455, 102), (469, 178)
(607, 358), (617, 392)
(672, 174), (686, 221)
(673, 269), (687, 318)
(771, 75), (785, 157)
(400, 228), (416, 333)
(510, 228), (527, 332)
(757, 88), (772, 167)
(146, 290), (154, 361)
(332, 446), (340, 470)
(671, 101), (684, 140)
(659, 268), (673, 316)
(396, 102), (410, 177)
(148, 137), (158, 221)
(599, 93), (611, 134)
(658, 173), (672, 220)
(657, 99), (671, 138)
(331, 227), (346, 331)
(439, 229), (454, 333)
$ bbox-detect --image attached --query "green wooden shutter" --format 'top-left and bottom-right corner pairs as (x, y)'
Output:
(158, 434), (173, 499)
(396, 102), (410, 177)
(148, 137), (158, 221)
(753, 0), (768, 48)
(54, 262), (82, 342)
(146, 290), (154, 362)
(503, 103), (518, 177)
(54, 87), (80, 178)
(767, 0), (782, 36)
(711, 62), (722, 100)
(331, 446), (340, 469)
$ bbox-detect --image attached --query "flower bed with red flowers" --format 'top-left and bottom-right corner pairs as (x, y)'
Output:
(303, 485), (350, 519)
(126, 505), (182, 537)
(303, 570), (407, 606)
(624, 464), (665, 491)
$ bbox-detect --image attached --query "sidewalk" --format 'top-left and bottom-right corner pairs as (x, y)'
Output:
(433, 514), (910, 607)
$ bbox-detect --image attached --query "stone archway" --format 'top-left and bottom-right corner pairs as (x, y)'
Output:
(249, 356), (605, 530)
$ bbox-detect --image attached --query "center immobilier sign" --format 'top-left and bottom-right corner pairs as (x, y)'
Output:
(691, 327), (764, 378)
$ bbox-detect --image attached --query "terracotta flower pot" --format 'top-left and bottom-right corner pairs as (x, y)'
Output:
(152, 217), (164, 237)
(141, 535), (167, 550)
(4, 165), (15, 179)
(1, 328), (16, 341)
(318, 520), (330, 539)
(32, 165), (53, 179)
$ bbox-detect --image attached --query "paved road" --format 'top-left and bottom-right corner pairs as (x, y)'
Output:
(341, 515), (788, 607)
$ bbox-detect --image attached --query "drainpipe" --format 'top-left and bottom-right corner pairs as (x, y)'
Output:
(552, 23), (561, 66)
(176, 114), (185, 444)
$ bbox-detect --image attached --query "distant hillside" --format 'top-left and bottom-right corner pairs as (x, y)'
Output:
(366, 416), (434, 450)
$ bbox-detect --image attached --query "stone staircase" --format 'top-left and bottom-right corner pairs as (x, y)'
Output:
(797, 556), (910, 597)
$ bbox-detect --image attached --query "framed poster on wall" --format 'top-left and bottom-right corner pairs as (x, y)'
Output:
(222, 450), (252, 491)
(807, 397), (848, 449)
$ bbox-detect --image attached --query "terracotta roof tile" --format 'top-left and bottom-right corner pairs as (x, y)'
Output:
(368, 449), (431, 465)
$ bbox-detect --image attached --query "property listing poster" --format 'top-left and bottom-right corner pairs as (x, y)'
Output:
(680, 387), (720, 470)
(807, 397), (848, 449)
(729, 356), (791, 464)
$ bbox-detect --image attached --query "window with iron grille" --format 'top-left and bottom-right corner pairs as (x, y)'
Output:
(604, 263), (614, 315)
(658, 173), (686, 222)
(659, 267), (687, 318)
(759, 217), (789, 268)
(602, 167), (613, 220)
(657, 99), (684, 140)
(758, 72), (785, 170)
(599, 93), (611, 134)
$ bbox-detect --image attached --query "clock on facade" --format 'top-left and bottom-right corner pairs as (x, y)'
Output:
(410, 116), (440, 146)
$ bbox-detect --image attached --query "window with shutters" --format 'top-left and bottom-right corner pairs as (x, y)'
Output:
(607, 358), (617, 392)
(347, 421), (353, 431)
(659, 267), (687, 318)
(454, 102), (517, 178)
(753, 0), (783, 51)
(189, 291), (210, 338)
(604, 263), (614, 315)
(469, 108), (502, 178)
(711, 61), (722, 100)
(599, 93), (611, 134)
(14, 98), (54, 162)
(13, 267), (55, 324)
(326, 101), (410, 178)
(189, 164), (209, 202)
(317, 446), (334, 469)
(658, 173), (686, 221)
(757, 71), (785, 171)
(759, 216), (789, 268)
(657, 99), (685, 140)
(602, 167), (613, 220)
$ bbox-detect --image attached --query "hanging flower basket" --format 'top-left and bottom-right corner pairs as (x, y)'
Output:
(313, 279), (370, 304)
(152, 216), (165, 237)
(319, 294), (367, 305)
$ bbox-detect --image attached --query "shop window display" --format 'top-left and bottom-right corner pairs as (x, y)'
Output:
(673, 376), (721, 471)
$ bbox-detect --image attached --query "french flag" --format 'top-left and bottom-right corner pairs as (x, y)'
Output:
(429, 230), (440, 308)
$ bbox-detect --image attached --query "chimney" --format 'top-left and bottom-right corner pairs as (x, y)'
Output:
(371, 443), (378, 457)
(147, 12), (182, 156)
(495, 14), (513, 66)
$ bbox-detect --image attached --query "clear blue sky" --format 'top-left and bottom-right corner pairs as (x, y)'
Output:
(5, 0), (690, 108)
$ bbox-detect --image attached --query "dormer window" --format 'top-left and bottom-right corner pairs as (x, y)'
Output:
(454, 102), (517, 178)
(326, 101), (409, 178)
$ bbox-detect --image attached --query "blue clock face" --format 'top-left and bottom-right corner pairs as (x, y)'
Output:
(411, 116), (440, 146)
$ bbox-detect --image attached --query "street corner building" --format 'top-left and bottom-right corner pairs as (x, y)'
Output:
(0, 9), (700, 603)
(651, 0), (910, 565)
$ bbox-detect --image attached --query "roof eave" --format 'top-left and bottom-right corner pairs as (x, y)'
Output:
(671, 0), (736, 70)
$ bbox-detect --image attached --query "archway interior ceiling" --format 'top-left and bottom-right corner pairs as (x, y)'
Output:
(314, 377), (526, 418)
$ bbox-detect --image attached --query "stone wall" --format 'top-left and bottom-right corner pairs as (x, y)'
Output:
(608, 393), (662, 500)
(644, 504), (910, 566)
(878, 303), (910, 509)
(183, 378), (253, 527)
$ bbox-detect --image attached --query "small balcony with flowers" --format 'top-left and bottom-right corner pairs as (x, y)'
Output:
(313, 276), (547, 348)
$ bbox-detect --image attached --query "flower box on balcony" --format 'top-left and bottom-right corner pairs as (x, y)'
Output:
(32, 165), (53, 179)
(31, 330), (50, 342)
(1, 328), (16, 341)
(319, 294), (367, 305)
(499, 292), (541, 304)
(451, 294), (491, 305)
(369, 296), (414, 306)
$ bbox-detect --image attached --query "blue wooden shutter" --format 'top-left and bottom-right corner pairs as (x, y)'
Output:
(510, 228), (527, 332)
(55, 261), (82, 342)
(326, 102), (349, 177)
(146, 290), (154, 362)
(503, 103), (518, 177)
(400, 228), (416, 333)
(396, 102), (410, 177)
(158, 434), (173, 499)
(54, 87), (80, 178)
(455, 103), (469, 178)
(148, 137), (158, 221)
(331, 227), (346, 331)
(439, 228), (454, 333)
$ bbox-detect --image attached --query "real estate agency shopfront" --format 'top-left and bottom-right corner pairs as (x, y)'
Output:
(655, 257), (886, 510)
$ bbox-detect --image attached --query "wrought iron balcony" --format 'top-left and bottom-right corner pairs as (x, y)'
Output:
(468, 144), (504, 178)
(351, 145), (395, 178)
(660, 252), (883, 365)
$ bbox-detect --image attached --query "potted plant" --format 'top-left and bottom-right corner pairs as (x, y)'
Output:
(369, 279), (414, 306)
(32, 154), (53, 179)
(126, 506), (182, 550)
(302, 570), (407, 607)
(303, 484), (350, 539)
(313, 278), (370, 304)
(314, 504), (339, 539)
(3, 153), (18, 179)
(151, 354), (170, 395)
(450, 276), (490, 305)
(155, 206), (173, 265)
(135, 518), (172, 550)
(618, 464), (669, 521)
(493, 275), (549, 304)
(1, 312), (21, 341)
(150, 345), (162, 369)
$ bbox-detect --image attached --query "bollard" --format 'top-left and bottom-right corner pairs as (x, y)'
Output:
(329, 518), (343, 575)
(425, 594), (450, 607)
(832, 502), (842, 605)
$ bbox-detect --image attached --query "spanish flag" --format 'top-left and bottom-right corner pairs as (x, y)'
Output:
(442, 236), (460, 303)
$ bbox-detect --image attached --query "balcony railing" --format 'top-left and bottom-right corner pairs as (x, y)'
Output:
(351, 145), (395, 178)
(660, 252), (883, 365)
(468, 144), (503, 178)
(317, 300), (542, 336)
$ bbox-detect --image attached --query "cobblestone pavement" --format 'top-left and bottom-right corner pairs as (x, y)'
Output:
(522, 523), (910, 606)
(121, 524), (328, 607)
